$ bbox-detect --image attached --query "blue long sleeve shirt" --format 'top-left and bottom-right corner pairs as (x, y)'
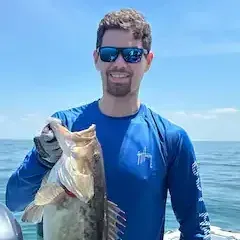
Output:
(5, 100), (211, 240)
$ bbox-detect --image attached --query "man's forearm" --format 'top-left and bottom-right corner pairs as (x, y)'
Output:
(5, 148), (49, 212)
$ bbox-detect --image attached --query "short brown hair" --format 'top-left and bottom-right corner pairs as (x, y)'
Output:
(96, 8), (152, 52)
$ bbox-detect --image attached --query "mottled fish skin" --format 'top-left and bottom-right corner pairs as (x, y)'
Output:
(81, 142), (107, 240)
(21, 118), (126, 240)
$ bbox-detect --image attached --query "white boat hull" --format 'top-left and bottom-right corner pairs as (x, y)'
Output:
(164, 226), (240, 240)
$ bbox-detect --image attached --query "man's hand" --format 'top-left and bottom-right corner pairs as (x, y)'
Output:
(33, 124), (63, 168)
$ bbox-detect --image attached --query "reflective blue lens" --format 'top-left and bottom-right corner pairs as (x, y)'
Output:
(98, 47), (145, 63)
(122, 48), (144, 63)
(99, 47), (119, 62)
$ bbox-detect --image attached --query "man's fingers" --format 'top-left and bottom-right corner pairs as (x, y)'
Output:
(42, 130), (55, 142)
(43, 142), (61, 151)
(49, 150), (63, 163)
(33, 137), (49, 159)
(33, 122), (63, 165)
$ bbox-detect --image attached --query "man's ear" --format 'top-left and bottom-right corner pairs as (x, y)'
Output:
(93, 50), (100, 71)
(144, 51), (154, 72)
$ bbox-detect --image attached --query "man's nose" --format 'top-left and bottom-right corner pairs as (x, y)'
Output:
(112, 54), (127, 67)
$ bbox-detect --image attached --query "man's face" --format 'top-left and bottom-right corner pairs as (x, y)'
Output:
(94, 29), (153, 97)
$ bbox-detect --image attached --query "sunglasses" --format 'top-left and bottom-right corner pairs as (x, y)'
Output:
(97, 46), (149, 63)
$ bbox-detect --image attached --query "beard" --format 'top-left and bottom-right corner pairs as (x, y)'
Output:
(105, 67), (132, 97)
(106, 77), (132, 97)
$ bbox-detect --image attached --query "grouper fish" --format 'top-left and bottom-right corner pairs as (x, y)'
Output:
(21, 117), (126, 240)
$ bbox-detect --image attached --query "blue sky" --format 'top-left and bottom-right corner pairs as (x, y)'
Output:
(0, 0), (240, 140)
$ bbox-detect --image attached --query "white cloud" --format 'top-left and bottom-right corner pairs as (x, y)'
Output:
(173, 107), (239, 119)
(174, 111), (217, 120)
(0, 112), (48, 140)
(0, 107), (240, 141)
(161, 107), (240, 141)
(210, 108), (239, 114)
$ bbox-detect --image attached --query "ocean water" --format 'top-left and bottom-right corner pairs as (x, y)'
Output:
(0, 140), (239, 239)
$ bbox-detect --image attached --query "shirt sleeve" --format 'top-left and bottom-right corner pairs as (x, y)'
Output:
(5, 111), (65, 212)
(5, 148), (49, 212)
(167, 128), (211, 240)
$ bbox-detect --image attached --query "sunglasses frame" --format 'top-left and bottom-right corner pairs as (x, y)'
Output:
(96, 46), (149, 63)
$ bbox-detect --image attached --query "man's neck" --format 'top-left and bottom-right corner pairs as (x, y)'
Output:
(99, 94), (141, 117)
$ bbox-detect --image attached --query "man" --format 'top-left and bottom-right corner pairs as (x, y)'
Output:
(5, 8), (211, 240)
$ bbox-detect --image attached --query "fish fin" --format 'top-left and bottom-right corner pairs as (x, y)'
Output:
(21, 201), (44, 224)
(21, 172), (52, 223)
(34, 183), (66, 206)
(107, 200), (126, 240)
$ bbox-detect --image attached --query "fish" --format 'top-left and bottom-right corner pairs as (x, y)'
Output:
(21, 117), (126, 240)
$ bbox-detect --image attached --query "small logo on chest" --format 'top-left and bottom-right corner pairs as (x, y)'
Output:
(137, 147), (153, 168)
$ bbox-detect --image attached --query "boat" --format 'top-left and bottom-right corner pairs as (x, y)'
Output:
(0, 202), (23, 240)
(164, 226), (240, 240)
